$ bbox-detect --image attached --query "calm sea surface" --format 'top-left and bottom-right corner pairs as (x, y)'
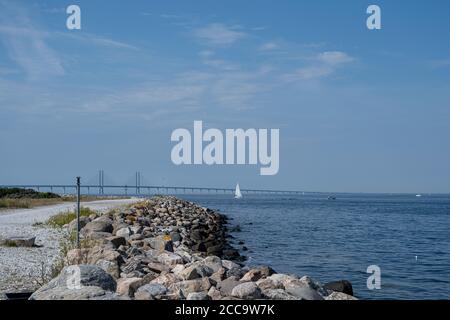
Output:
(179, 193), (450, 300)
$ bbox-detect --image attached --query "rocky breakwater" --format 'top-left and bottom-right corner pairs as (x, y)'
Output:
(30, 196), (356, 300)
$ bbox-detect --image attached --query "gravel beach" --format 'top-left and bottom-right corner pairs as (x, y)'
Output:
(0, 198), (139, 297)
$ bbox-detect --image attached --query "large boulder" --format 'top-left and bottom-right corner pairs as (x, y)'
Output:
(178, 262), (214, 280)
(325, 291), (358, 300)
(284, 281), (324, 300)
(157, 251), (184, 266)
(217, 277), (241, 296)
(262, 289), (297, 300)
(30, 265), (117, 300)
(68, 217), (90, 234)
(168, 278), (212, 296)
(135, 283), (168, 300)
(116, 277), (143, 297)
(241, 266), (276, 282)
(187, 292), (211, 300)
(151, 273), (181, 287)
(0, 236), (35, 247)
(146, 235), (173, 252)
(324, 280), (353, 296)
(81, 219), (113, 235)
(231, 282), (262, 299)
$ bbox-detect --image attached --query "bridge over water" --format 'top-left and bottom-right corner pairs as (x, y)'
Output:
(0, 184), (302, 196)
(0, 170), (303, 196)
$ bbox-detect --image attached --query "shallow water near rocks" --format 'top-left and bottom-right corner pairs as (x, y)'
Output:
(181, 193), (450, 300)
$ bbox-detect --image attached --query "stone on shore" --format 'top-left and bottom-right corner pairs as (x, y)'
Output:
(241, 266), (276, 282)
(30, 265), (117, 300)
(231, 282), (262, 299)
(324, 280), (354, 296)
(325, 291), (358, 300)
(116, 277), (143, 297)
(0, 236), (35, 247)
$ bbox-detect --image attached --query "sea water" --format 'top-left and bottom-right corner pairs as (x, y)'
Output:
(181, 193), (450, 300)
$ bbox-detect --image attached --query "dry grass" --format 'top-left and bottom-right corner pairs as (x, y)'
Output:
(46, 207), (98, 228)
(0, 195), (130, 209)
(0, 198), (64, 209)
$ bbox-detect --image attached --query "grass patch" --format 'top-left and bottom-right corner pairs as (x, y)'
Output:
(46, 207), (98, 228)
(1, 240), (18, 247)
(0, 198), (65, 209)
(0, 195), (130, 210)
(0, 188), (60, 199)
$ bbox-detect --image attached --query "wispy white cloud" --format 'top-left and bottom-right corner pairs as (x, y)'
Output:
(283, 51), (355, 81)
(0, 1), (139, 80)
(58, 32), (139, 50)
(317, 51), (354, 65)
(192, 23), (247, 46)
(0, 25), (65, 79)
(259, 42), (279, 51)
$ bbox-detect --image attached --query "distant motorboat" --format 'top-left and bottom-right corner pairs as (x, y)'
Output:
(234, 183), (243, 199)
(416, 194), (422, 197)
(327, 195), (336, 200)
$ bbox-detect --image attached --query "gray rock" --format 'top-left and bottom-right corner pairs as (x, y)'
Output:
(147, 235), (173, 252)
(207, 286), (223, 300)
(226, 267), (245, 279)
(30, 265), (117, 300)
(157, 251), (183, 266)
(136, 283), (167, 297)
(0, 236), (35, 247)
(179, 262), (214, 280)
(187, 292), (211, 300)
(284, 283), (323, 300)
(221, 260), (241, 270)
(148, 262), (171, 273)
(262, 289), (297, 300)
(115, 227), (133, 238)
(202, 256), (223, 273)
(217, 277), (241, 296)
(30, 286), (111, 300)
(82, 220), (113, 235)
(325, 291), (358, 300)
(151, 273), (181, 287)
(170, 232), (182, 242)
(324, 280), (353, 296)
(116, 277), (143, 297)
(169, 278), (212, 296)
(256, 277), (284, 291)
(105, 236), (127, 248)
(241, 266), (276, 282)
(68, 217), (90, 233)
(231, 282), (262, 299)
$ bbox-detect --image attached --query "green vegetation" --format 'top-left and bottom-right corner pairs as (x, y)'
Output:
(1, 240), (18, 247)
(46, 207), (98, 228)
(0, 198), (63, 209)
(0, 187), (130, 209)
(0, 188), (60, 199)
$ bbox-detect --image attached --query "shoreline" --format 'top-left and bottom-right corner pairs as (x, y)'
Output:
(28, 195), (356, 300)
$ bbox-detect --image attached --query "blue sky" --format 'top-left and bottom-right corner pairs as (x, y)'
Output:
(1, 0), (450, 193)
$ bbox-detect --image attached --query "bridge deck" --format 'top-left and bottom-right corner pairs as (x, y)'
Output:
(0, 185), (303, 195)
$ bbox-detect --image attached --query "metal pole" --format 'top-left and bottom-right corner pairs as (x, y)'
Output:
(76, 177), (81, 248)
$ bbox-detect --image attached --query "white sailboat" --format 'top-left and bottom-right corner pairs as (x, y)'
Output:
(234, 183), (243, 199)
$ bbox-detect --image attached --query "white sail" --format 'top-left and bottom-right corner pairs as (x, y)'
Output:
(234, 183), (242, 199)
